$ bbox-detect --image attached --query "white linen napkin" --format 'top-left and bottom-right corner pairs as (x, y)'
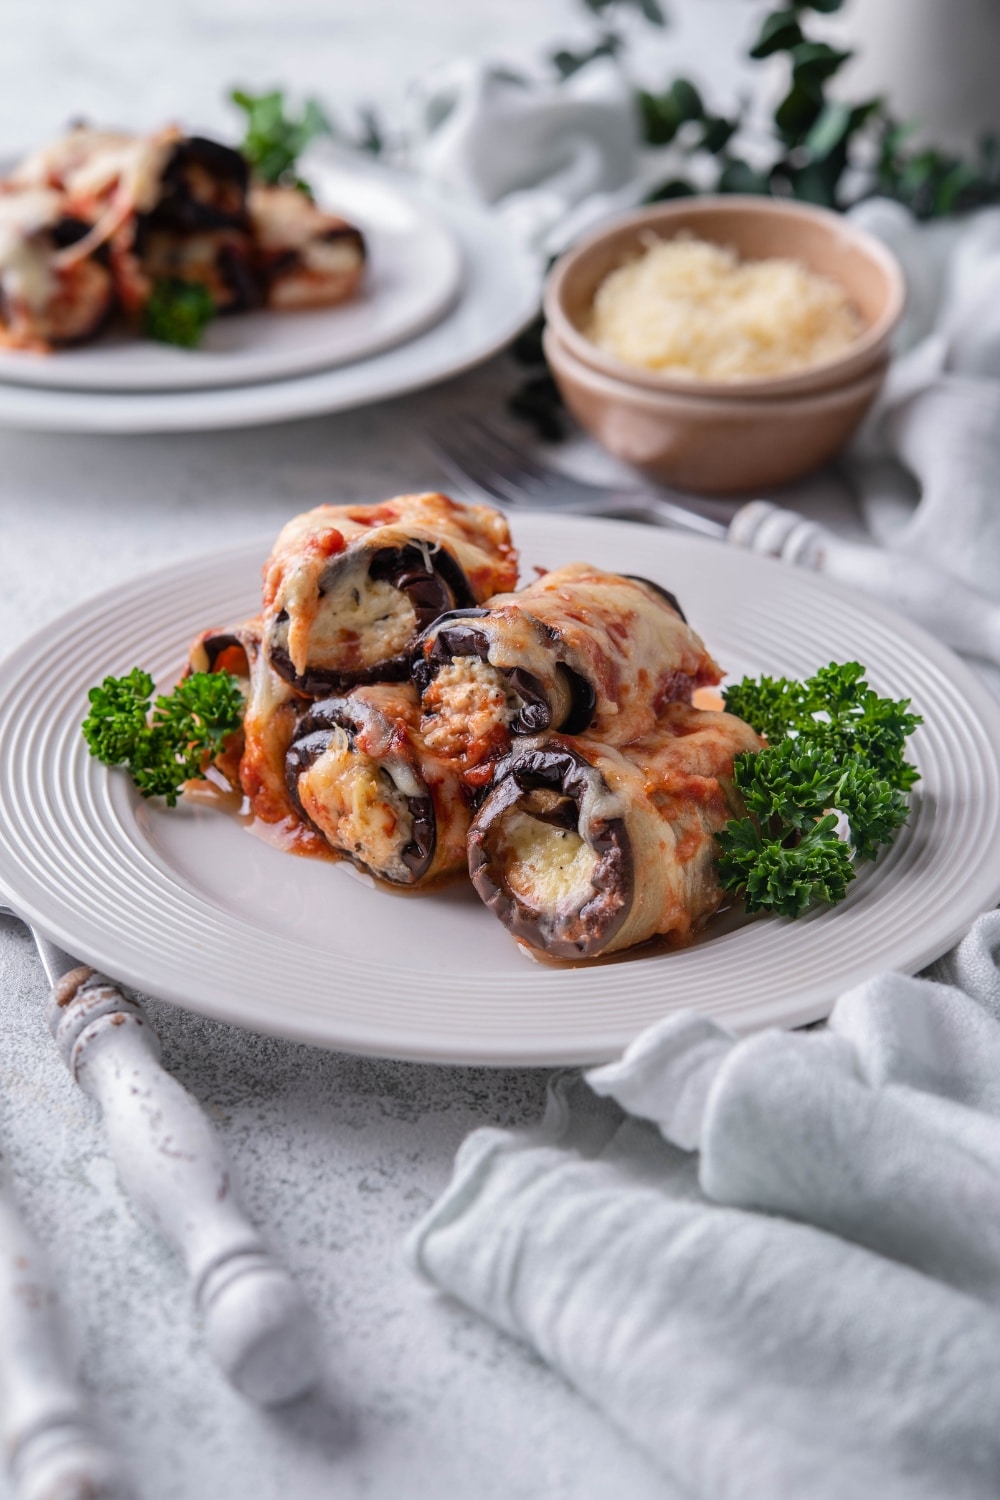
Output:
(409, 912), (1000, 1500)
(412, 59), (656, 256)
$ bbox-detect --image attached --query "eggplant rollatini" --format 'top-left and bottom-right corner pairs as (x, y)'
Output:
(285, 684), (470, 885)
(468, 703), (762, 959)
(262, 494), (518, 696)
(414, 564), (720, 783)
(248, 184), (366, 310)
(189, 619), (305, 834)
(0, 126), (255, 344)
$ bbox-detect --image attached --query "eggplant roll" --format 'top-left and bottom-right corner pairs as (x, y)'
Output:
(249, 184), (365, 310)
(0, 190), (117, 348)
(468, 704), (762, 960)
(415, 564), (721, 780)
(1, 126), (254, 341)
(262, 494), (518, 696)
(189, 618), (305, 833)
(285, 684), (470, 885)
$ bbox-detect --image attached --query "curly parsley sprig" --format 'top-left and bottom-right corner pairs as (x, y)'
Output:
(82, 669), (245, 807)
(717, 661), (920, 918)
(144, 278), (216, 349)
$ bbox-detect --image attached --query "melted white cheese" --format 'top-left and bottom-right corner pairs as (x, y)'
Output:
(500, 812), (599, 911)
(298, 726), (416, 881)
(0, 189), (63, 311)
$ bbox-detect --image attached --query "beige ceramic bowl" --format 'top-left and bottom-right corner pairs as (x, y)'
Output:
(544, 195), (905, 399)
(544, 324), (889, 495)
(542, 196), (905, 493)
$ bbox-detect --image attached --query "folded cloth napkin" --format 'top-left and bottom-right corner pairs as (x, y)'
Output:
(845, 200), (1000, 606)
(412, 60), (657, 256)
(410, 912), (1000, 1500)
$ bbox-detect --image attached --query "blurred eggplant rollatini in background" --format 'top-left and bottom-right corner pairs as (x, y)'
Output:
(0, 124), (366, 348)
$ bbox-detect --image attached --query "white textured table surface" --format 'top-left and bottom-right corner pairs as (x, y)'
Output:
(0, 4), (759, 1495)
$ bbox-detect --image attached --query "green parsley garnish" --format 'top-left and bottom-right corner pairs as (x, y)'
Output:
(230, 87), (332, 191)
(144, 278), (216, 349)
(717, 661), (921, 918)
(82, 668), (245, 807)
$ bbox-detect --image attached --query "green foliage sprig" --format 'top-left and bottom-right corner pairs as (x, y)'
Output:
(716, 661), (920, 918)
(144, 278), (216, 349)
(231, 88), (332, 191)
(82, 669), (245, 807)
(637, 0), (1000, 215)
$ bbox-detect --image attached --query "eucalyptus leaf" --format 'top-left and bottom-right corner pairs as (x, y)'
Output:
(551, 34), (621, 78)
(644, 177), (698, 202)
(790, 41), (853, 96)
(749, 11), (804, 59)
(638, 89), (681, 144)
(774, 82), (823, 141)
(636, 0), (667, 26)
(716, 157), (772, 195)
(804, 99), (852, 158)
(671, 77), (704, 121)
(700, 115), (738, 154)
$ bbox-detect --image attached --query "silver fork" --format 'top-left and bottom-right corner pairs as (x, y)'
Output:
(427, 417), (1000, 665)
(427, 417), (730, 538)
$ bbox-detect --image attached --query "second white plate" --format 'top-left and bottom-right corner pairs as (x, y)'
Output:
(0, 158), (462, 392)
(2, 514), (999, 1064)
(0, 168), (540, 430)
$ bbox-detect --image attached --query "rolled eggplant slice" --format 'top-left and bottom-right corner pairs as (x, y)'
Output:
(146, 136), (249, 233)
(248, 184), (365, 311)
(468, 704), (762, 960)
(0, 127), (253, 344)
(415, 564), (721, 779)
(286, 683), (470, 885)
(262, 493), (518, 696)
(136, 224), (258, 313)
(189, 617), (305, 833)
(0, 194), (117, 349)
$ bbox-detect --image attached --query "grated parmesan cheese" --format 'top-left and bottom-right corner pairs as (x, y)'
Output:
(584, 233), (864, 382)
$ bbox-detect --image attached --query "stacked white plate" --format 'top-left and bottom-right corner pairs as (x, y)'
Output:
(3, 514), (999, 1064)
(0, 155), (542, 432)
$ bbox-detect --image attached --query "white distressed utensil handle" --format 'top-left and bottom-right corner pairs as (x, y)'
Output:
(729, 500), (1000, 666)
(0, 1185), (131, 1500)
(46, 968), (320, 1407)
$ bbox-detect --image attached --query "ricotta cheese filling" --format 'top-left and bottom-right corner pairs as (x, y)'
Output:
(421, 657), (518, 761)
(296, 727), (416, 882)
(498, 809), (599, 913)
(278, 561), (418, 675)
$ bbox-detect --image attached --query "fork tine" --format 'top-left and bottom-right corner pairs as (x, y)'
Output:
(429, 423), (539, 506)
(468, 418), (642, 501)
(426, 427), (527, 508)
(464, 418), (561, 489)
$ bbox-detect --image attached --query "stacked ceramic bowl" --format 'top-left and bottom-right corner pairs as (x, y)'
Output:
(543, 196), (905, 495)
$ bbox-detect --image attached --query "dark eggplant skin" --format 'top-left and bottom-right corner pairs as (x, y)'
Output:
(268, 543), (478, 698)
(146, 137), (250, 232)
(468, 742), (633, 960)
(191, 631), (248, 674)
(413, 610), (597, 738)
(624, 576), (687, 623)
(285, 696), (437, 882)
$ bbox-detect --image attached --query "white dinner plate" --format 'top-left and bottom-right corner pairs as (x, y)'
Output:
(0, 166), (540, 431)
(2, 514), (999, 1065)
(0, 160), (462, 392)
